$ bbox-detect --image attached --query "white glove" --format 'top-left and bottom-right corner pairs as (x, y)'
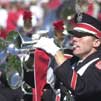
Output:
(34, 37), (60, 56)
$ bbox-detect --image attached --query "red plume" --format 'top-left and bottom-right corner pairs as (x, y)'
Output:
(23, 10), (32, 20)
(53, 20), (64, 31)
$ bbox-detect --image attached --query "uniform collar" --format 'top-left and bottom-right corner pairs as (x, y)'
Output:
(74, 51), (100, 71)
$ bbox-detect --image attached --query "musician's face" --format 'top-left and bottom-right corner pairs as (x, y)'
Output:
(24, 19), (32, 28)
(71, 35), (100, 59)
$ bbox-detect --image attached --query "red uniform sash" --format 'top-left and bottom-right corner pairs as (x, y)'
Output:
(33, 49), (50, 101)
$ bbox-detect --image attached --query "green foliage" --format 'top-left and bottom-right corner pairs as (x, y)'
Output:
(0, 38), (6, 50)
(6, 30), (19, 43)
(6, 54), (21, 72)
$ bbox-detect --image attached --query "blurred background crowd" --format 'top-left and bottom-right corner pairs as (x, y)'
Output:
(0, 0), (101, 39)
(0, 1), (101, 101)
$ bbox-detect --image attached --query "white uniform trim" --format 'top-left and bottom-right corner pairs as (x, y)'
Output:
(74, 27), (97, 35)
(77, 58), (99, 76)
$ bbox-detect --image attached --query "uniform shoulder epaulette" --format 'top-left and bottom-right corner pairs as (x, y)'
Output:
(95, 60), (101, 70)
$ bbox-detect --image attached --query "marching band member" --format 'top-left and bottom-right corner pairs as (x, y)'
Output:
(35, 12), (101, 101)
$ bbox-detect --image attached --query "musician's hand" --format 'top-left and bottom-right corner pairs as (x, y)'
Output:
(34, 37), (60, 56)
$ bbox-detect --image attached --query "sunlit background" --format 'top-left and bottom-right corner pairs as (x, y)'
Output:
(0, 0), (101, 38)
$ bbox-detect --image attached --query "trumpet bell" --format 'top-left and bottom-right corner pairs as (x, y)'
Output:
(5, 54), (23, 89)
(7, 71), (22, 90)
